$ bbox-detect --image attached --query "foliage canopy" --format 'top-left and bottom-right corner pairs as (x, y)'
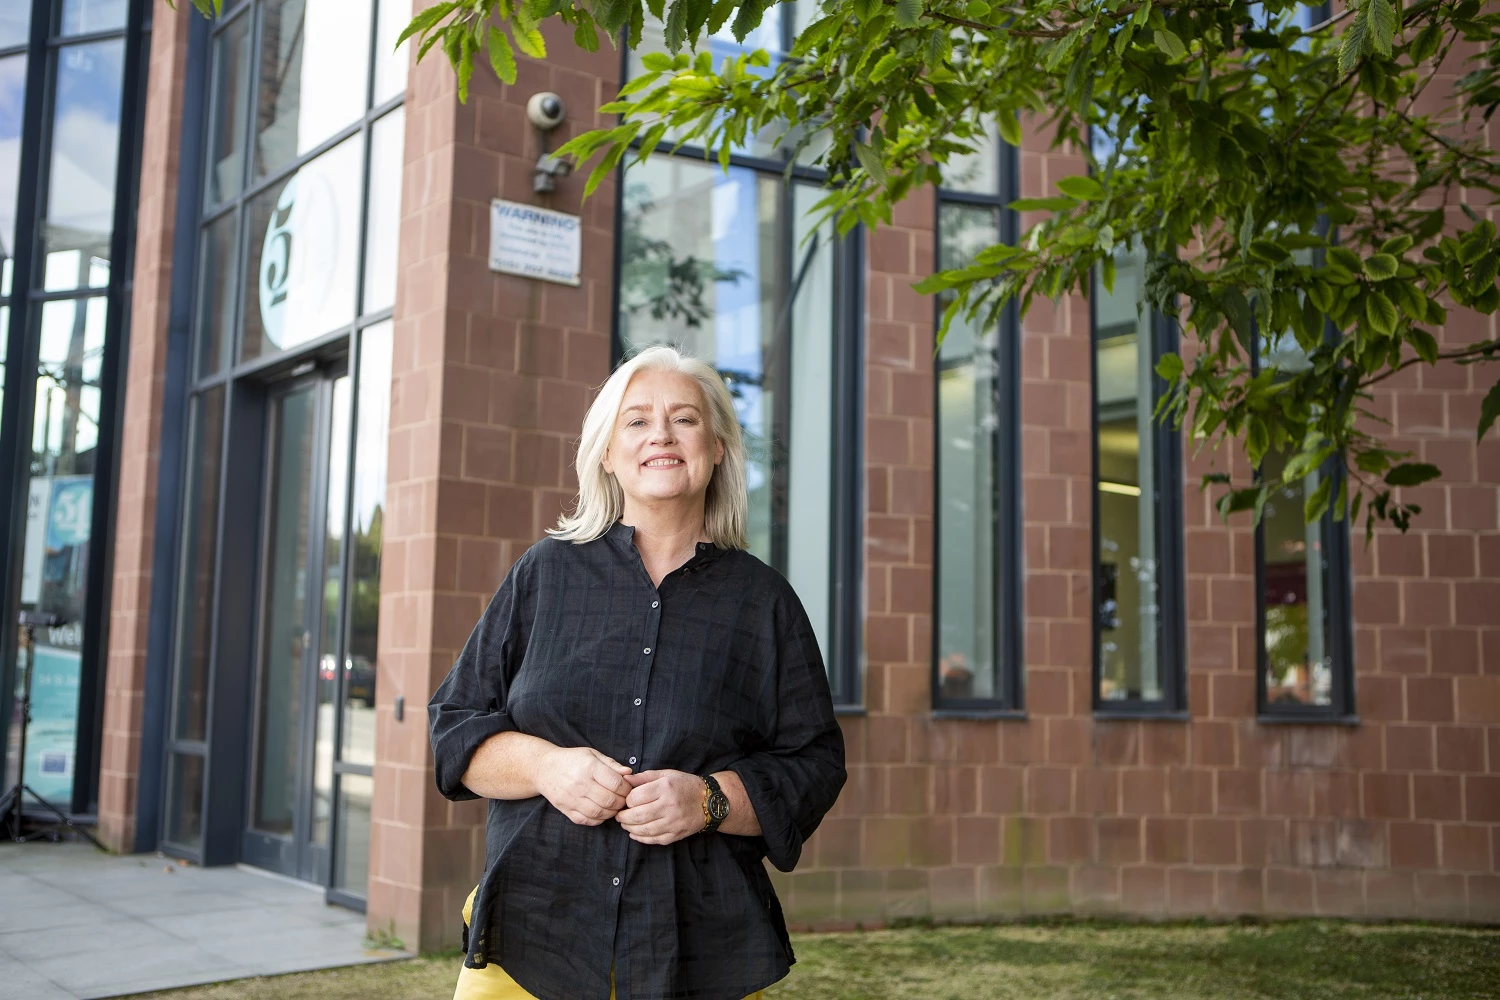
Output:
(180, 0), (1500, 534)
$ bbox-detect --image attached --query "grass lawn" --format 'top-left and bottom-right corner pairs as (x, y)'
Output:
(126, 921), (1500, 1000)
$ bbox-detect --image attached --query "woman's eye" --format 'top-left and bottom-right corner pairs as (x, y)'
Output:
(628, 419), (645, 428)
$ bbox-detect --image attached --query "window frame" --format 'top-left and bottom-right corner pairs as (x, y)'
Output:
(611, 9), (865, 710)
(930, 126), (1024, 717)
(0, 0), (149, 820)
(1251, 321), (1356, 723)
(153, 0), (403, 904)
(1088, 265), (1188, 718)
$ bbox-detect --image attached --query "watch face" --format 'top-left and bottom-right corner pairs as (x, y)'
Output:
(708, 792), (730, 822)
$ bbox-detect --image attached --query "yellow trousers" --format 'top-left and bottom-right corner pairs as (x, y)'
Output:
(454, 887), (764, 1000)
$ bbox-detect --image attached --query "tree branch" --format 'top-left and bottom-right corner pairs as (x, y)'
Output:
(1358, 341), (1500, 390)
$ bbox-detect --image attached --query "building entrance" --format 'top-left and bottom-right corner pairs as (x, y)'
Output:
(242, 365), (348, 883)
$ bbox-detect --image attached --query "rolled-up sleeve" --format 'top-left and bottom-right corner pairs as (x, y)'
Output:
(428, 553), (534, 801)
(729, 589), (848, 872)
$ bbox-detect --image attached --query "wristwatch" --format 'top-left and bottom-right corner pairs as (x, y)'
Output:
(701, 774), (730, 833)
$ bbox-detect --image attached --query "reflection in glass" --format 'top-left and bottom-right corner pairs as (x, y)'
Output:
(253, 0), (373, 182)
(342, 322), (391, 766)
(171, 387), (225, 742)
(784, 183), (835, 659)
(362, 106), (404, 315)
(941, 117), (1001, 195)
(0, 7), (28, 48)
(195, 211), (237, 377)
(619, 157), (782, 561)
(372, 0), (411, 106)
(241, 136), (362, 361)
(1094, 245), (1163, 702)
(204, 14), (251, 205)
(334, 772), (372, 893)
(27, 298), (107, 634)
(252, 384), (317, 836)
(1, 55), (25, 276)
(313, 375), (352, 847)
(43, 40), (125, 291)
(165, 751), (206, 849)
(1261, 454), (1333, 706)
(61, 0), (128, 36)
(936, 203), (1000, 701)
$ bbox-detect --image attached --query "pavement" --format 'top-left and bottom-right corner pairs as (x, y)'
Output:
(0, 841), (410, 999)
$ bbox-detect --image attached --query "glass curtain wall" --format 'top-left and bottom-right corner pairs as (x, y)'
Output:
(934, 120), (1022, 711)
(620, 3), (857, 700)
(2, 0), (143, 814)
(162, 0), (403, 900)
(1092, 245), (1184, 711)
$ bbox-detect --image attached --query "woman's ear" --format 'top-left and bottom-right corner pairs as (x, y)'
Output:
(714, 437), (725, 466)
(601, 446), (614, 476)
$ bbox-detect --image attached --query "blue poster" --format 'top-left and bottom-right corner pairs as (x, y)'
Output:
(23, 646), (81, 805)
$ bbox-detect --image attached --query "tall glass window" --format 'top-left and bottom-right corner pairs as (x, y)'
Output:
(1092, 246), (1185, 712)
(163, 0), (404, 899)
(934, 121), (1023, 712)
(619, 4), (861, 704)
(1256, 330), (1352, 717)
(2, 2), (141, 815)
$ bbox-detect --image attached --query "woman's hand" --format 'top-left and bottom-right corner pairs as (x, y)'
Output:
(535, 746), (633, 826)
(616, 770), (707, 845)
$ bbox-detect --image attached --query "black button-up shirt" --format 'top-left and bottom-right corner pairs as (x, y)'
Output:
(428, 522), (847, 1000)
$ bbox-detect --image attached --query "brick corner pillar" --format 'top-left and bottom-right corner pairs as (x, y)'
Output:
(97, 2), (193, 855)
(367, 19), (619, 953)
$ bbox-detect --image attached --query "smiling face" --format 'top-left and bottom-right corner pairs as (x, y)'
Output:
(602, 368), (725, 512)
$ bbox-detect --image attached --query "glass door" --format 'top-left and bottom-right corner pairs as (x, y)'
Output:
(242, 364), (348, 882)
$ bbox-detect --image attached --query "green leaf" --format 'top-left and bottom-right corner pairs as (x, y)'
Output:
(870, 51), (901, 83)
(1479, 378), (1500, 442)
(1304, 475), (1333, 524)
(1153, 28), (1186, 61)
(996, 112), (1022, 147)
(1409, 327), (1439, 364)
(1132, 0), (1152, 28)
(486, 26), (517, 85)
(895, 0), (923, 28)
(1155, 352), (1184, 382)
(1368, 0), (1395, 56)
(1055, 175), (1103, 201)
(1362, 253), (1399, 280)
(1340, 6), (1369, 74)
(664, 0), (689, 50)
(1364, 290), (1399, 335)
(397, 1), (458, 48)
(1384, 462), (1441, 487)
(708, 0), (736, 34)
(454, 31), (474, 102)
(1248, 239), (1291, 263)
(515, 24), (547, 58)
(854, 141), (887, 184)
(1009, 196), (1078, 211)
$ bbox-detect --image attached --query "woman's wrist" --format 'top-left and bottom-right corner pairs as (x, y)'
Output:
(707, 769), (760, 837)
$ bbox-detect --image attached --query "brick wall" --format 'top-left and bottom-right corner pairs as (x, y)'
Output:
(367, 12), (619, 952)
(766, 116), (1500, 925)
(98, 1), (192, 853)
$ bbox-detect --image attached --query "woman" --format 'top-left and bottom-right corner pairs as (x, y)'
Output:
(429, 345), (847, 1000)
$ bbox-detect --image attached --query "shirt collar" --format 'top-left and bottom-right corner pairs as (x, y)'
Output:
(606, 520), (726, 570)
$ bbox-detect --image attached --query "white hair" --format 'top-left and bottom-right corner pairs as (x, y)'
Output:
(549, 345), (748, 549)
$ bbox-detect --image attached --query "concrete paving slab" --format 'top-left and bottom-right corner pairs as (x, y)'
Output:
(0, 842), (409, 1000)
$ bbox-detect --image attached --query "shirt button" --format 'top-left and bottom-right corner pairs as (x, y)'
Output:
(634, 698), (642, 706)
(612, 877), (620, 886)
(628, 756), (637, 765)
(643, 647), (651, 655)
(651, 600), (659, 608)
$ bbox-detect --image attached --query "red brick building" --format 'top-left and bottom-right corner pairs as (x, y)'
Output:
(0, 0), (1493, 956)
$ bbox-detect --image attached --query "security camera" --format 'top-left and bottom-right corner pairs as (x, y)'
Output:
(527, 92), (566, 131)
